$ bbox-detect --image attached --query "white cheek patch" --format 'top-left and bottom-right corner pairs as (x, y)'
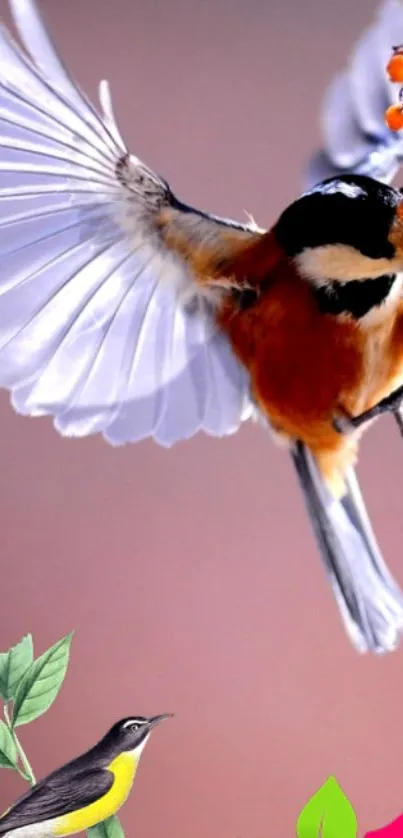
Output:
(295, 244), (401, 284)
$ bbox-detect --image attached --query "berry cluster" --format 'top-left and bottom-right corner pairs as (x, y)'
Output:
(385, 47), (403, 130)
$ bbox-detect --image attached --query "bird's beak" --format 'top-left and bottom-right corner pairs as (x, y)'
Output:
(147, 713), (174, 729)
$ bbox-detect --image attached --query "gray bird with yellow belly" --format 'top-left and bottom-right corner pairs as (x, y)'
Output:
(0, 715), (172, 838)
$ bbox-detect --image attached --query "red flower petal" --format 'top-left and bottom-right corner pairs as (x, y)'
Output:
(366, 814), (403, 837)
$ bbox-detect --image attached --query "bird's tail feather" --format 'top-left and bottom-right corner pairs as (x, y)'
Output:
(291, 441), (403, 654)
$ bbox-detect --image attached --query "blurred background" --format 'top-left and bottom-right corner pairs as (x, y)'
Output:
(0, 0), (401, 835)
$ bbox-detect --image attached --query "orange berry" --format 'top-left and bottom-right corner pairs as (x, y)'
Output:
(385, 103), (403, 131)
(387, 53), (403, 82)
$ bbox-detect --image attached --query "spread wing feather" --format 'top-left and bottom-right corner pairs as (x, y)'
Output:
(0, 0), (258, 446)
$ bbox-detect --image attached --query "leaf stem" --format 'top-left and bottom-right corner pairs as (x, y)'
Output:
(4, 705), (36, 786)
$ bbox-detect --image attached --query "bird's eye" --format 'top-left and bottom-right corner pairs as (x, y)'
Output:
(130, 723), (139, 733)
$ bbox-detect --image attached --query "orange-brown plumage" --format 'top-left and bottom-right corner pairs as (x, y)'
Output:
(212, 229), (403, 495)
(157, 186), (403, 498)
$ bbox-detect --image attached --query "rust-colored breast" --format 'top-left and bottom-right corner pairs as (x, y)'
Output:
(217, 258), (365, 448)
(386, 299), (403, 396)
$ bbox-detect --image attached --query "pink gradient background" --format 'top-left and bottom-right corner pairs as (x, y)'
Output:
(0, 0), (402, 835)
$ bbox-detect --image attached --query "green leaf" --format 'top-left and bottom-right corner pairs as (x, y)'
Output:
(0, 720), (18, 770)
(0, 635), (34, 701)
(297, 776), (358, 838)
(12, 633), (73, 728)
(87, 816), (125, 838)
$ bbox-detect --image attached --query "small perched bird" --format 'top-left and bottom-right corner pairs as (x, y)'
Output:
(1, 0), (403, 653)
(0, 715), (172, 838)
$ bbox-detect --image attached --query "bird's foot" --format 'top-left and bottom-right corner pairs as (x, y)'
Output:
(332, 384), (403, 435)
(331, 404), (361, 435)
(332, 412), (356, 435)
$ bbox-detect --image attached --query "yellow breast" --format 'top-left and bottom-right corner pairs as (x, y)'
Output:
(53, 753), (138, 836)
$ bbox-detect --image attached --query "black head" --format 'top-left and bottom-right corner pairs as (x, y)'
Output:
(101, 714), (173, 756)
(273, 174), (403, 284)
(275, 174), (401, 259)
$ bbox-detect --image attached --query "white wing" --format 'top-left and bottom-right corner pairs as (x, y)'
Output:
(0, 0), (258, 446)
(305, 0), (403, 189)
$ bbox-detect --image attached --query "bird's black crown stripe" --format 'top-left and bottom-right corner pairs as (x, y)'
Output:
(313, 274), (396, 318)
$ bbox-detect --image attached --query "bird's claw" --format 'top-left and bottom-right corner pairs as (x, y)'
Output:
(333, 384), (403, 435)
(375, 385), (403, 417)
(332, 413), (356, 435)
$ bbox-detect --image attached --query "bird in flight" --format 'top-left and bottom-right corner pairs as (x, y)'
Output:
(1, 0), (403, 654)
